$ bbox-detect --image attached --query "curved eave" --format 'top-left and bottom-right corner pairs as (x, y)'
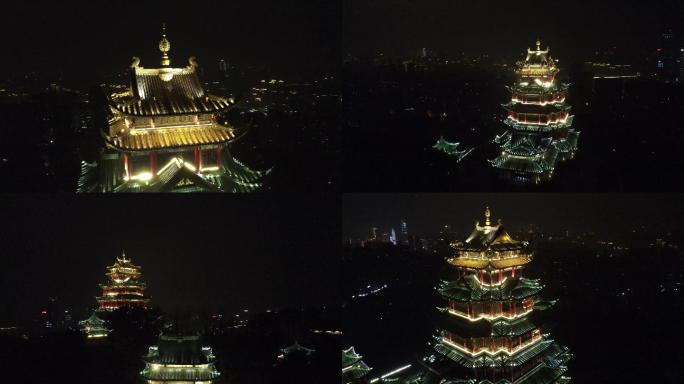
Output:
(446, 255), (533, 269)
(109, 95), (236, 117)
(102, 125), (238, 153)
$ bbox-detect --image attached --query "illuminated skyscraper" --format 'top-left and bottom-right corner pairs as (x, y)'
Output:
(78, 25), (267, 192)
(428, 207), (571, 383)
(490, 40), (579, 183)
(96, 252), (149, 311)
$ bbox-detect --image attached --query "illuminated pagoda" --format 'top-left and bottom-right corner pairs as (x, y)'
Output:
(433, 136), (474, 163)
(342, 346), (372, 384)
(96, 252), (150, 312)
(78, 312), (110, 339)
(490, 39), (579, 183)
(426, 207), (571, 384)
(141, 334), (220, 383)
(78, 25), (267, 193)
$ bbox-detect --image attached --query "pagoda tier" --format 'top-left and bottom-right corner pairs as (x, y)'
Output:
(427, 208), (571, 384)
(96, 252), (150, 312)
(78, 25), (268, 193)
(491, 39), (579, 183)
(342, 347), (372, 384)
(141, 334), (220, 383)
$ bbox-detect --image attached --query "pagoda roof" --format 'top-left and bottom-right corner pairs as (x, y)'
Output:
(438, 276), (542, 302)
(141, 367), (220, 382)
(490, 145), (558, 175)
(451, 209), (528, 253)
(503, 103), (570, 115)
(520, 39), (557, 69)
(342, 361), (373, 380)
(143, 334), (216, 365)
(115, 157), (223, 193)
(435, 338), (555, 369)
(434, 311), (539, 338)
(342, 346), (363, 368)
(553, 130), (580, 153)
(104, 122), (236, 152)
(107, 252), (141, 269)
(281, 341), (315, 355)
(507, 83), (569, 94)
(79, 312), (105, 326)
(110, 28), (235, 117)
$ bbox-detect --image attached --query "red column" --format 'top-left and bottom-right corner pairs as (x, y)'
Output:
(216, 147), (223, 168)
(498, 269), (503, 283)
(512, 266), (516, 277)
(194, 147), (202, 173)
(123, 154), (131, 179)
(149, 153), (157, 174)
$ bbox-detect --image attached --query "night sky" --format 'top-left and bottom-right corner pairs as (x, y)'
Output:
(3, 0), (340, 86)
(344, 0), (684, 60)
(0, 194), (340, 324)
(343, 194), (684, 239)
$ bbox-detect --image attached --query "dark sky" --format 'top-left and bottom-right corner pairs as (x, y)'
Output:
(0, 194), (340, 324)
(3, 0), (340, 86)
(343, 194), (684, 239)
(344, 0), (684, 60)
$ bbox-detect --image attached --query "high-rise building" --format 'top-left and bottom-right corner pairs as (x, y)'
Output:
(490, 40), (579, 183)
(78, 25), (267, 192)
(428, 207), (571, 383)
(400, 220), (408, 237)
(342, 347), (372, 384)
(141, 334), (221, 383)
(390, 228), (397, 245)
(679, 48), (684, 83)
(654, 31), (678, 82)
(96, 252), (150, 311)
(219, 59), (228, 73)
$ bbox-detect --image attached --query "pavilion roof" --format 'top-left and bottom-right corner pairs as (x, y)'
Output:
(143, 335), (216, 365)
(110, 28), (235, 117)
(79, 312), (105, 326)
(342, 346), (363, 367)
(115, 157), (223, 193)
(451, 209), (528, 253)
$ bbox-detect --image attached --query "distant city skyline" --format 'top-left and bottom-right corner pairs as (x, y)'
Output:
(2, 1), (339, 87)
(343, 194), (684, 240)
(344, 0), (683, 61)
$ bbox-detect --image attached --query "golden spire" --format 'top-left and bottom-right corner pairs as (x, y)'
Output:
(159, 23), (171, 66)
(536, 38), (541, 50)
(484, 206), (491, 226)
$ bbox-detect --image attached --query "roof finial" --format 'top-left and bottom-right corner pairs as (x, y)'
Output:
(536, 38), (541, 50)
(159, 23), (171, 66)
(484, 206), (491, 226)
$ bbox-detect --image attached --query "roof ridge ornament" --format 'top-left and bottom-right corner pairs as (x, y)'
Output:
(484, 206), (491, 226)
(159, 23), (171, 66)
